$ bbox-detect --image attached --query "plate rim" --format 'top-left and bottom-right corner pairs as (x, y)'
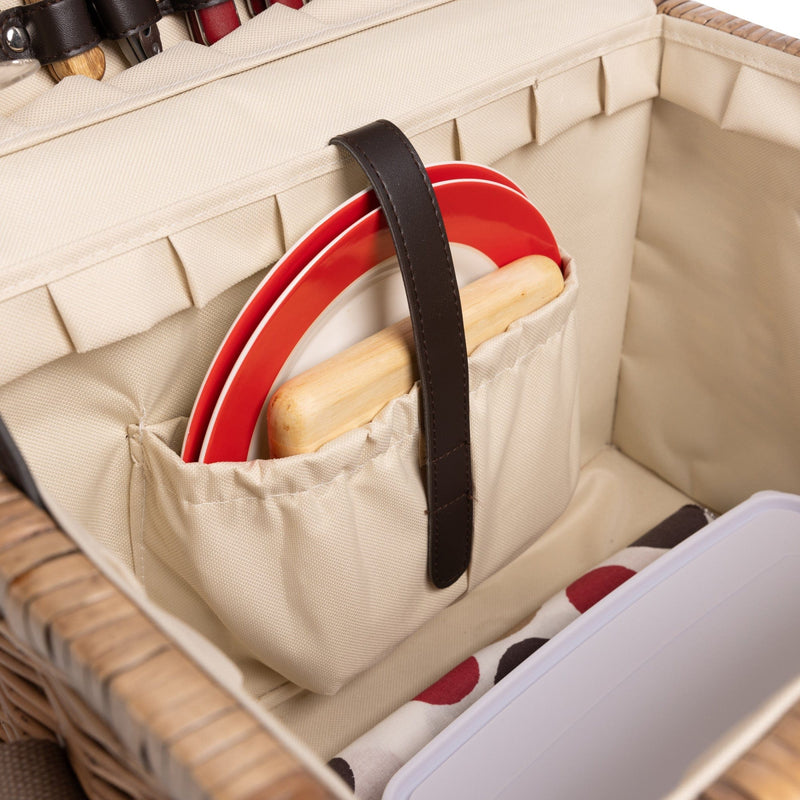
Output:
(198, 177), (558, 463)
(181, 162), (527, 461)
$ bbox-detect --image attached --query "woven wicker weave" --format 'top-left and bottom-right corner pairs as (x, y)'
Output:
(0, 3), (798, 800)
(0, 740), (89, 800)
(0, 474), (334, 800)
(656, 0), (800, 54)
(700, 707), (800, 799)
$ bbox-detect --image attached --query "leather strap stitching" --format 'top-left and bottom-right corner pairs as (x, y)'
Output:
(379, 120), (471, 451)
(338, 136), (437, 458)
(330, 120), (474, 589)
(432, 491), (471, 514)
(375, 120), (473, 583)
(428, 441), (469, 464)
(103, 17), (160, 38)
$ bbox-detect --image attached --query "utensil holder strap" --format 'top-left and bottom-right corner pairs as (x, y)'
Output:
(0, 0), (100, 65)
(0, 0), (234, 66)
(331, 119), (473, 590)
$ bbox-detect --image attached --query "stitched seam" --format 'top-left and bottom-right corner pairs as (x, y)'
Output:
(381, 120), (472, 576)
(431, 491), (469, 514)
(427, 440), (468, 464)
(340, 134), (435, 452)
(339, 130), (443, 578)
(39, 39), (101, 62)
(128, 426), (148, 584)
(383, 120), (470, 445)
(107, 17), (161, 38)
(346, 126), (445, 574)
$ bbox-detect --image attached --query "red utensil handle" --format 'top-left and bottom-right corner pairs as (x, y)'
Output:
(186, 0), (239, 44)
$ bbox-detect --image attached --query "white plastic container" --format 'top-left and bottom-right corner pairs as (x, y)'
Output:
(385, 491), (800, 800)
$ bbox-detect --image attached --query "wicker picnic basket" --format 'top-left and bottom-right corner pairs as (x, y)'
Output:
(1, 0), (799, 797)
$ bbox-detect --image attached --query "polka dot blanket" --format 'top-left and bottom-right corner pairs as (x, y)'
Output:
(328, 504), (712, 798)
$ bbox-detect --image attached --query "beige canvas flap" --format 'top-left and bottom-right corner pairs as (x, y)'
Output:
(275, 166), (369, 251)
(657, 19), (800, 138)
(0, 2), (658, 390)
(456, 88), (535, 165)
(534, 58), (602, 145)
(407, 120), (460, 164)
(48, 241), (192, 353)
(169, 196), (284, 308)
(602, 38), (662, 116)
(722, 65), (800, 150)
(10, 79), (132, 130)
(660, 41), (740, 125)
(0, 288), (72, 386)
(109, 42), (231, 94)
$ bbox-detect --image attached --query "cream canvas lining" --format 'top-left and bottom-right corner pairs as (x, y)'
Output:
(0, 1), (798, 794)
(127, 265), (580, 694)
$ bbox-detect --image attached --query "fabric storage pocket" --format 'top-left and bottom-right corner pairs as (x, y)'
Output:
(127, 256), (579, 695)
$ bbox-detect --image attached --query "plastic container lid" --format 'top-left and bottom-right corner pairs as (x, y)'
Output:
(385, 491), (800, 800)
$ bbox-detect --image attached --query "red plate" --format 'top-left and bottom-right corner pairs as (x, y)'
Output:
(199, 179), (559, 463)
(182, 163), (526, 461)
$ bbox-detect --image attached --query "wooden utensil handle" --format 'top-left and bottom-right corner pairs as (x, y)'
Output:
(22, 0), (105, 81)
(47, 46), (105, 81)
(268, 254), (564, 458)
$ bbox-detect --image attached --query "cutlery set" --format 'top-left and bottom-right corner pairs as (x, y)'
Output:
(0, 0), (309, 87)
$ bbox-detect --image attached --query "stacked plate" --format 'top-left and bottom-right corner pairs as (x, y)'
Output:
(181, 163), (561, 464)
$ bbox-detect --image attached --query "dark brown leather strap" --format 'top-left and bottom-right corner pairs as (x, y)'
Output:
(0, 0), (232, 66)
(91, 0), (160, 39)
(158, 0), (233, 14)
(1, 0), (101, 65)
(331, 120), (473, 590)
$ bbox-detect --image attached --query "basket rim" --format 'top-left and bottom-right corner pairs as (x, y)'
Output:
(0, 472), (346, 800)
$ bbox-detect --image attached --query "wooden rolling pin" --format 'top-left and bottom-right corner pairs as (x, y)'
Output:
(268, 254), (564, 458)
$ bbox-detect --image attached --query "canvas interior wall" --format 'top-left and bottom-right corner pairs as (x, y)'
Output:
(0, 0), (798, 772)
(0, 5), (663, 579)
(614, 17), (800, 512)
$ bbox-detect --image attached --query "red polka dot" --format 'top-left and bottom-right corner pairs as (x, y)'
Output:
(414, 656), (480, 705)
(566, 565), (637, 613)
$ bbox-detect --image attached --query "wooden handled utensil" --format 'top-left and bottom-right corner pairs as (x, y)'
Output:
(22, 0), (105, 81)
(45, 45), (105, 82)
(268, 254), (564, 458)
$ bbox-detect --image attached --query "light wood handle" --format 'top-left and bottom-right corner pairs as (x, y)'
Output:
(46, 46), (105, 81)
(268, 254), (564, 458)
(21, 0), (106, 82)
